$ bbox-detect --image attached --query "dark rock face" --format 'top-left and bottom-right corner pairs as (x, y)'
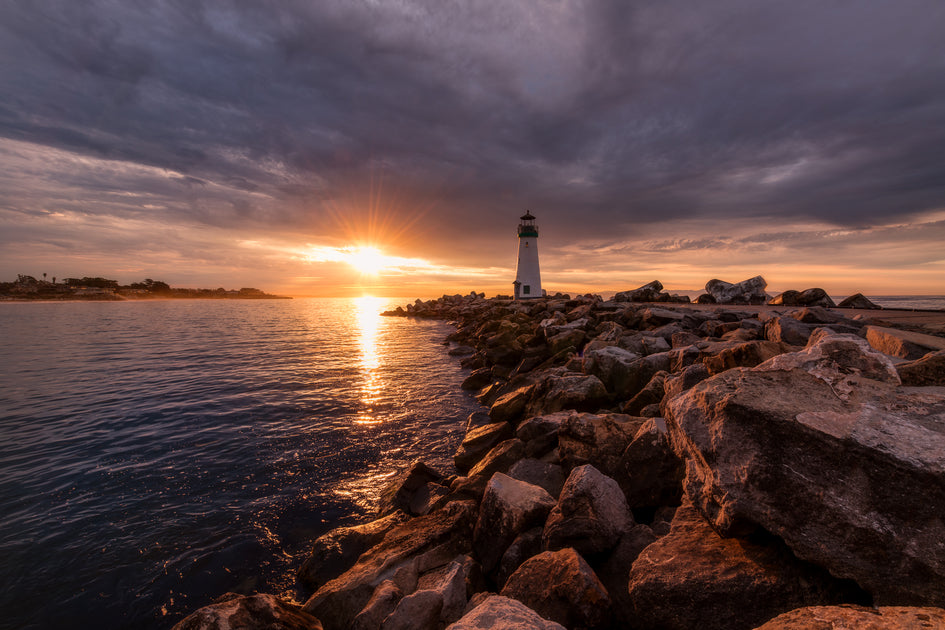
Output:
(627, 500), (866, 630)
(467, 439), (526, 479)
(756, 605), (945, 629)
(864, 325), (945, 360)
(376, 461), (445, 516)
(705, 276), (768, 304)
(897, 350), (945, 386)
(500, 548), (611, 630)
(454, 422), (514, 473)
(796, 287), (836, 307)
(621, 417), (684, 507)
(473, 473), (556, 575)
(172, 593), (323, 630)
(837, 293), (881, 309)
(303, 500), (477, 629)
(351, 580), (402, 630)
(542, 464), (633, 557)
(665, 331), (945, 606)
(556, 412), (645, 486)
(508, 459), (566, 499)
(298, 511), (409, 590)
(613, 280), (664, 303)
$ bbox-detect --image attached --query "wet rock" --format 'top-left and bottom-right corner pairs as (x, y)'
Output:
(621, 417), (684, 507)
(298, 512), (410, 590)
(377, 462), (445, 517)
(454, 422), (514, 473)
(303, 501), (477, 629)
(468, 439), (526, 479)
(446, 595), (566, 630)
(461, 367), (493, 391)
(627, 500), (864, 630)
(449, 345), (477, 357)
(473, 473), (556, 575)
(500, 548), (611, 630)
(897, 350), (945, 386)
(755, 605), (945, 629)
(508, 459), (566, 499)
(837, 293), (881, 309)
(542, 464), (634, 557)
(172, 593), (323, 630)
(705, 276), (768, 305)
(864, 325), (945, 360)
(665, 330), (945, 606)
(351, 581), (403, 630)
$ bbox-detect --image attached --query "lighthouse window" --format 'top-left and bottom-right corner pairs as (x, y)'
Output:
(523, 285), (531, 295)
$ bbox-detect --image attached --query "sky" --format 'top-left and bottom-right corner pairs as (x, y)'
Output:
(1, 1), (944, 298)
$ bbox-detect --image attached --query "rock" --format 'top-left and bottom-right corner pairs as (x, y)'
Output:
(377, 461), (445, 517)
(627, 499), (865, 630)
(621, 417), (684, 507)
(446, 595), (566, 630)
(641, 307), (685, 328)
(796, 288), (836, 307)
(352, 581), (403, 630)
(661, 363), (710, 403)
(897, 350), (945, 386)
(172, 593), (323, 630)
(515, 411), (570, 459)
(768, 290), (801, 306)
(461, 367), (493, 391)
(303, 501), (477, 629)
(695, 293), (716, 304)
(497, 527), (544, 588)
(500, 548), (611, 630)
(542, 464), (634, 557)
(454, 422), (515, 472)
(705, 276), (768, 305)
(449, 475), (490, 503)
(613, 280), (664, 303)
(449, 345), (477, 357)
(671, 331), (703, 348)
(755, 605), (945, 629)
(380, 589), (442, 630)
(468, 439), (526, 479)
(595, 525), (659, 627)
(864, 325), (945, 360)
(765, 316), (814, 346)
(665, 330), (945, 606)
(622, 371), (667, 415)
(546, 328), (585, 355)
(298, 511), (410, 590)
(415, 560), (469, 625)
(490, 386), (534, 424)
(473, 473), (556, 574)
(582, 345), (640, 393)
(508, 459), (566, 499)
(702, 340), (787, 375)
(465, 411), (493, 432)
(838, 293), (881, 309)
(525, 374), (608, 417)
(557, 412), (646, 486)
(410, 482), (452, 516)
(788, 306), (841, 324)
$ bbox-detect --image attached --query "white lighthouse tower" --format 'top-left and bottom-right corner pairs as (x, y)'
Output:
(513, 211), (542, 299)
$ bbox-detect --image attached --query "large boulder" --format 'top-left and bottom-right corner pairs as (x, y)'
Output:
(525, 374), (608, 416)
(473, 473), (556, 575)
(376, 462), (445, 516)
(467, 438), (526, 479)
(303, 501), (477, 629)
(620, 417), (684, 507)
(864, 325), (945, 360)
(701, 340), (786, 375)
(897, 350), (945, 386)
(379, 560), (468, 630)
(445, 595), (565, 630)
(764, 316), (814, 346)
(298, 511), (409, 590)
(613, 280), (663, 303)
(665, 330), (945, 606)
(582, 346), (640, 393)
(755, 605), (945, 629)
(500, 548), (611, 630)
(627, 500), (866, 630)
(795, 288), (836, 307)
(705, 276), (768, 305)
(172, 593), (323, 630)
(508, 459), (566, 499)
(837, 293), (881, 309)
(351, 581), (403, 630)
(542, 464), (634, 557)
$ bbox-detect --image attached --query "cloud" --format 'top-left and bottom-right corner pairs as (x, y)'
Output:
(1, 1), (944, 292)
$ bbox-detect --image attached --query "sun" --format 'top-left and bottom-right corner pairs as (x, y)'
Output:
(346, 246), (386, 275)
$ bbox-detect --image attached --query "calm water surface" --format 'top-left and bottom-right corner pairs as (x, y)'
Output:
(0, 298), (481, 630)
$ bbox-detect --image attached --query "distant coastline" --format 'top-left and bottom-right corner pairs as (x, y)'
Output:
(0, 274), (290, 301)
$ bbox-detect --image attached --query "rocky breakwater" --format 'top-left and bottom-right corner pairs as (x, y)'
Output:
(173, 290), (945, 630)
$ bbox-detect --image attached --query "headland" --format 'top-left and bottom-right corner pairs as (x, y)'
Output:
(0, 274), (289, 301)
(172, 279), (945, 630)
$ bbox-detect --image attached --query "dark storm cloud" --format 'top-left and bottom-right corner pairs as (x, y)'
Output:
(2, 0), (945, 250)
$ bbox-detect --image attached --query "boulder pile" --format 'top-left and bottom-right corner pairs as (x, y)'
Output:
(174, 290), (945, 630)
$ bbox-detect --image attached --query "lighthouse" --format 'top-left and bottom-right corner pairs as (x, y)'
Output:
(513, 211), (542, 299)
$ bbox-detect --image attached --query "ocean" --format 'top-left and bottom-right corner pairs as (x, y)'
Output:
(0, 298), (482, 630)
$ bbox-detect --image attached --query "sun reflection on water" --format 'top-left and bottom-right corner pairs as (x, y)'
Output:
(353, 296), (387, 426)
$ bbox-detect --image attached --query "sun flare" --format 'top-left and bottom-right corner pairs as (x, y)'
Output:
(346, 246), (386, 275)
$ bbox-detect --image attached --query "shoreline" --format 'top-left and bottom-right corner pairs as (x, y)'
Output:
(172, 293), (945, 630)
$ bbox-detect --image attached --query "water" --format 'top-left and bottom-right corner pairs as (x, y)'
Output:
(0, 298), (482, 630)
(867, 296), (945, 311)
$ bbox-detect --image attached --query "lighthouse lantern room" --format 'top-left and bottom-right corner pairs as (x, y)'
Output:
(513, 211), (542, 299)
